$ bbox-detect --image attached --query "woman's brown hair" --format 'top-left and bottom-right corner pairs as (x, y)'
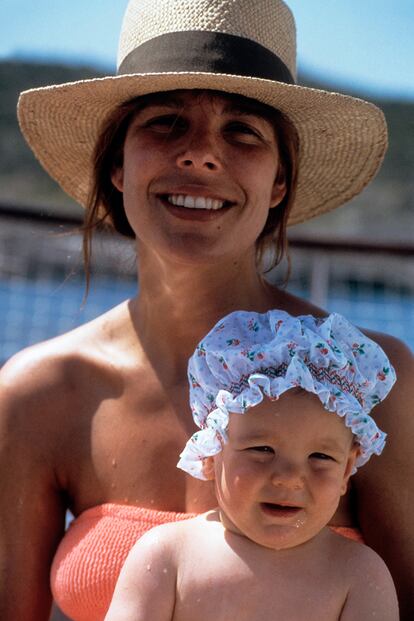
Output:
(83, 90), (299, 290)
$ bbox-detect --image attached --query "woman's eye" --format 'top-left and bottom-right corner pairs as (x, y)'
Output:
(225, 122), (262, 141)
(145, 115), (186, 132)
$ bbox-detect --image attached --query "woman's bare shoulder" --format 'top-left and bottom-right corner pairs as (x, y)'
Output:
(266, 285), (326, 317)
(0, 301), (134, 425)
(269, 285), (413, 368)
(358, 327), (414, 405)
(361, 327), (413, 367)
(353, 327), (413, 446)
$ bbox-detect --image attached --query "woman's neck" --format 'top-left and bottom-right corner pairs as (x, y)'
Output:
(131, 245), (279, 383)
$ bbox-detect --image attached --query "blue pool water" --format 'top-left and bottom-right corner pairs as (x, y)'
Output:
(1, 275), (413, 362)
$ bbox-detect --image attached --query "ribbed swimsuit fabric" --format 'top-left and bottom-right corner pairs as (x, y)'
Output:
(51, 503), (364, 621)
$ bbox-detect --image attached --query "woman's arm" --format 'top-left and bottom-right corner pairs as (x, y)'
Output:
(355, 333), (414, 620)
(104, 527), (177, 621)
(0, 350), (67, 621)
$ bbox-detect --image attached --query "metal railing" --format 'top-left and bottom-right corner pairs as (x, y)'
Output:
(1, 203), (413, 362)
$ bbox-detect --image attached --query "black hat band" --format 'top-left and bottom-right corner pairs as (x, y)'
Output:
(118, 31), (295, 84)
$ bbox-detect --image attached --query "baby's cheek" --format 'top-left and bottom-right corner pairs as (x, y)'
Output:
(228, 463), (259, 491)
(313, 471), (346, 504)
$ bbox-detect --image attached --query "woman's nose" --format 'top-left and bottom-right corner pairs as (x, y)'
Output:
(176, 128), (222, 172)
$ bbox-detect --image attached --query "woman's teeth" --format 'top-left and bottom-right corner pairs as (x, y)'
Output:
(167, 194), (225, 210)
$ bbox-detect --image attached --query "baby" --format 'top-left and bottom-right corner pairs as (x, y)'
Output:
(105, 310), (399, 620)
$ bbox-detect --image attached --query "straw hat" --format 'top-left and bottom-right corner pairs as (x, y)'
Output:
(17, 0), (387, 226)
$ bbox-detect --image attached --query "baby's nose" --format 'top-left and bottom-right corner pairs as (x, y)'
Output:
(270, 461), (304, 490)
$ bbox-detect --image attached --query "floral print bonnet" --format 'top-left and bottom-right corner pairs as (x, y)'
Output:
(178, 310), (396, 480)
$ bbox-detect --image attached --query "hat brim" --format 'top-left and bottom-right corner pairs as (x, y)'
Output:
(17, 71), (387, 226)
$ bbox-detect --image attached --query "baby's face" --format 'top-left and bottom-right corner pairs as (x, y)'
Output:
(209, 390), (359, 550)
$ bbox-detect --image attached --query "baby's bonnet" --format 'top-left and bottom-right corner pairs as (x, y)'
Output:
(178, 310), (396, 479)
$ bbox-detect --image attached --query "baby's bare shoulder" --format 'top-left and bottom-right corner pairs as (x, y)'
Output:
(325, 533), (398, 611)
(140, 512), (217, 545)
(329, 537), (399, 619)
(330, 534), (390, 573)
(137, 512), (221, 561)
(125, 515), (207, 572)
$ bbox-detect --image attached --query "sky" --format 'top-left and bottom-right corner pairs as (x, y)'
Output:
(2, 0), (413, 100)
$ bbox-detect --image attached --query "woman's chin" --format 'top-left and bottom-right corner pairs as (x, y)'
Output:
(138, 235), (254, 270)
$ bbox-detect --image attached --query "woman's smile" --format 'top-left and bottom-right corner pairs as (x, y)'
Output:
(159, 197), (234, 222)
(164, 194), (228, 210)
(111, 90), (286, 264)
(156, 186), (237, 221)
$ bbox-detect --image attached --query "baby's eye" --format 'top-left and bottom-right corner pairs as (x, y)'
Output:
(310, 452), (335, 462)
(247, 445), (275, 454)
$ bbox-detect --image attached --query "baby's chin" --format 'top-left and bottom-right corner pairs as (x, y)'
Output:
(219, 507), (332, 551)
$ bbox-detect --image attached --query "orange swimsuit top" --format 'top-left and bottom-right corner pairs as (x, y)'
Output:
(51, 503), (363, 621)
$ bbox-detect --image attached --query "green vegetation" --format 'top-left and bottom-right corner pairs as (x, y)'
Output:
(0, 60), (105, 215)
(1, 60), (413, 237)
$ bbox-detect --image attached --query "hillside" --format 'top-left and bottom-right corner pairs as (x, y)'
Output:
(1, 60), (413, 238)
(0, 60), (106, 216)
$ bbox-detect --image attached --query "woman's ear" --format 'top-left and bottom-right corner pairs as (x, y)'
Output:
(270, 168), (287, 209)
(111, 165), (124, 192)
(340, 443), (361, 495)
(202, 457), (216, 481)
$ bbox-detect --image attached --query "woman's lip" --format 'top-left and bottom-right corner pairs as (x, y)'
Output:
(158, 196), (234, 221)
(155, 184), (237, 204)
(260, 502), (302, 518)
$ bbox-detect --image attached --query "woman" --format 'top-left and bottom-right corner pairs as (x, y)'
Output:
(2, 1), (413, 620)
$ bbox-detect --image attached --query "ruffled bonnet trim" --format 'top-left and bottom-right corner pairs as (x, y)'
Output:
(178, 311), (396, 480)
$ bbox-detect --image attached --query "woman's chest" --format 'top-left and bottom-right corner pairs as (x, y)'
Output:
(63, 379), (215, 514)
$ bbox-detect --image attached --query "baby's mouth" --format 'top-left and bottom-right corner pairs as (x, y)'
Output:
(260, 502), (302, 517)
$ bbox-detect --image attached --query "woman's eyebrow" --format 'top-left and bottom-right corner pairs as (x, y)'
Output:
(138, 94), (184, 110)
(221, 100), (273, 122)
(222, 103), (264, 118)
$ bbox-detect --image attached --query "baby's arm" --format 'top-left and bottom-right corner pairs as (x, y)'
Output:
(104, 525), (178, 621)
(339, 545), (399, 620)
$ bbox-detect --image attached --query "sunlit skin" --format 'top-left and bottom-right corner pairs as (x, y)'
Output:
(111, 91), (286, 267)
(1, 88), (413, 620)
(105, 391), (399, 620)
(208, 391), (359, 550)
